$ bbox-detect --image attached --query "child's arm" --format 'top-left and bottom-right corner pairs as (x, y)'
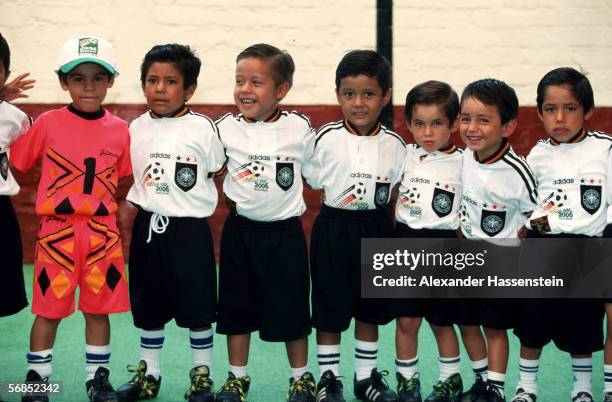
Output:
(211, 116), (231, 208)
(388, 144), (408, 217)
(206, 123), (227, 178)
(301, 125), (322, 190)
(0, 72), (35, 101)
(10, 116), (45, 173)
(517, 212), (531, 238)
(516, 157), (539, 235)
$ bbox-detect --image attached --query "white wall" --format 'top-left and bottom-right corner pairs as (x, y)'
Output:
(2, 0), (611, 106)
(394, 0), (612, 106)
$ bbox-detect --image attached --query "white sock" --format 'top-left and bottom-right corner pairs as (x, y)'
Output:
(354, 339), (377, 381)
(190, 328), (213, 369)
(517, 357), (539, 395)
(471, 357), (488, 381)
(396, 356), (419, 379)
(85, 344), (110, 381)
(140, 329), (164, 380)
(229, 365), (247, 378)
(572, 357), (593, 398)
(439, 355), (460, 382)
(27, 349), (53, 378)
(291, 365), (307, 380)
(604, 364), (612, 393)
(317, 344), (340, 377)
(487, 371), (505, 397)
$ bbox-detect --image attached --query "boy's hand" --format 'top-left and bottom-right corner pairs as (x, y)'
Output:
(224, 193), (237, 212)
(455, 227), (463, 238)
(529, 215), (551, 234)
(518, 211), (532, 237)
(0, 73), (36, 101)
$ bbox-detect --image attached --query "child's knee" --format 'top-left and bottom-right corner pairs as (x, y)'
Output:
(396, 317), (422, 335)
(83, 312), (110, 325)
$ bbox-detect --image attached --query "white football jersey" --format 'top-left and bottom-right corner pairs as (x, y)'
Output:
(0, 101), (31, 196)
(526, 130), (612, 236)
(127, 110), (226, 218)
(395, 143), (463, 229)
(460, 140), (538, 239)
(303, 120), (406, 210)
(217, 110), (315, 221)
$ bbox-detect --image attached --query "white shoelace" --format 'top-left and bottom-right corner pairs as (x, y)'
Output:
(147, 213), (169, 243)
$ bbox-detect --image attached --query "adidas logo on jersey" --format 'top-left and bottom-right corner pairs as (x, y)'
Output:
(409, 177), (431, 184)
(150, 152), (171, 159)
(350, 172), (372, 179)
(553, 178), (574, 185)
(462, 194), (478, 206)
(248, 154), (271, 161)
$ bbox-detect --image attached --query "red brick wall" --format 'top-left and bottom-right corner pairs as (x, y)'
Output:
(11, 104), (612, 262)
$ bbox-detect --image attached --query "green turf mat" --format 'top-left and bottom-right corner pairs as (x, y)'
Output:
(0, 265), (604, 401)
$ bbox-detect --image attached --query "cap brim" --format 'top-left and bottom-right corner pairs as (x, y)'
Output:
(58, 58), (118, 76)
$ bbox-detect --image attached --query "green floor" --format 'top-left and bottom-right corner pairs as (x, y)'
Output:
(0, 265), (604, 401)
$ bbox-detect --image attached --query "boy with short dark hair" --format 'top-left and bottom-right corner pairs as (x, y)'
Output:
(394, 80), (465, 402)
(215, 43), (317, 402)
(115, 43), (226, 402)
(0, 32), (33, 319)
(511, 67), (610, 402)
(302, 49), (406, 402)
(11, 36), (131, 402)
(458, 78), (538, 402)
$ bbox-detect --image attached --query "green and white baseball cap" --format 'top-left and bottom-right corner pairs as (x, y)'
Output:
(56, 36), (119, 76)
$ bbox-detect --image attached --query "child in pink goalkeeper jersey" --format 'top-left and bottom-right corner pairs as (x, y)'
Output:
(11, 36), (131, 402)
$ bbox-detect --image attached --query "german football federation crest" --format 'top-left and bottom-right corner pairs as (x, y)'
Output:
(175, 156), (197, 192)
(374, 182), (391, 208)
(580, 184), (601, 215)
(431, 187), (454, 218)
(480, 209), (506, 237)
(0, 152), (8, 180)
(275, 162), (294, 191)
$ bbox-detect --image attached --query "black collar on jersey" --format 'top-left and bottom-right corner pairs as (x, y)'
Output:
(242, 108), (281, 123)
(415, 143), (457, 160)
(474, 138), (510, 164)
(343, 119), (381, 136)
(149, 104), (190, 119)
(549, 128), (587, 146)
(438, 143), (458, 154)
(68, 104), (105, 120)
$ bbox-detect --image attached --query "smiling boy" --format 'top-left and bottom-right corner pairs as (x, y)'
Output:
(457, 79), (537, 402)
(215, 43), (317, 402)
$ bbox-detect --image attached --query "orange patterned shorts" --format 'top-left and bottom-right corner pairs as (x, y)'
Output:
(32, 214), (129, 318)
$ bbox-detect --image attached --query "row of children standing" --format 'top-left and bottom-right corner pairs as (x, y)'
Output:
(1, 32), (611, 402)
